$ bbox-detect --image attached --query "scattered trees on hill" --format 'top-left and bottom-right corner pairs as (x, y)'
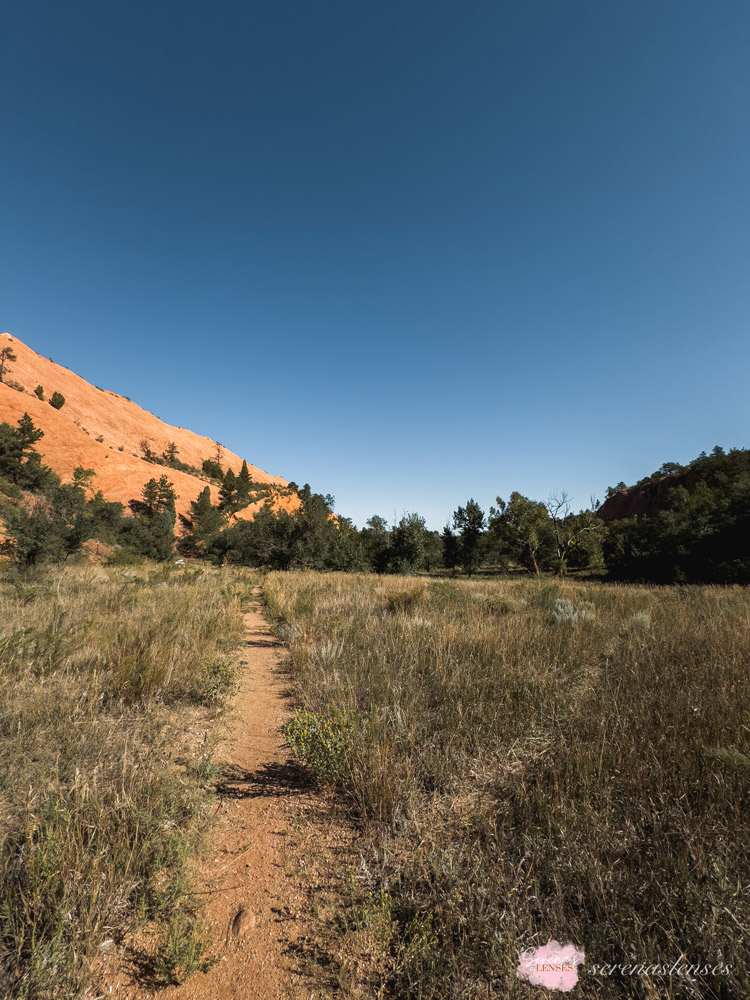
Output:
(0, 414), (126, 565)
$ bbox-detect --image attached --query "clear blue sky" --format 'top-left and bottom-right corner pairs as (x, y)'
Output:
(2, 1), (748, 529)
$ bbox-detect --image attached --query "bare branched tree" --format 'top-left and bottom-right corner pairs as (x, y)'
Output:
(547, 491), (605, 576)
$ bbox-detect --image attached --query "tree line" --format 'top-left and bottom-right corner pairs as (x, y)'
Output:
(1, 411), (747, 583)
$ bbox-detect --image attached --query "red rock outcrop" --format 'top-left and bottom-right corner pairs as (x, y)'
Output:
(0, 332), (298, 521)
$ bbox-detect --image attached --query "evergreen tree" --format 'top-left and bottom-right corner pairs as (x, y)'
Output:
(0, 345), (17, 383)
(235, 461), (253, 507)
(126, 476), (176, 560)
(0, 414), (55, 490)
(181, 486), (225, 555)
(202, 458), (224, 481)
(389, 512), (430, 573)
(361, 515), (391, 573)
(441, 525), (459, 574)
(218, 468), (238, 511)
(16, 413), (44, 453)
(49, 391), (66, 410)
(452, 498), (486, 576)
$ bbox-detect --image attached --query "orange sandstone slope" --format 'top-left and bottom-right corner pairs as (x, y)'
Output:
(0, 332), (299, 521)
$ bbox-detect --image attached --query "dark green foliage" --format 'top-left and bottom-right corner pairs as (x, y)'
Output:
(201, 458), (223, 482)
(235, 460), (253, 508)
(212, 487), (364, 571)
(49, 391), (65, 410)
(213, 506), (298, 568)
(389, 512), (430, 574)
(452, 498), (485, 575)
(125, 476), (177, 561)
(0, 415), (130, 566)
(179, 487), (225, 556)
(440, 525), (459, 573)
(218, 468), (238, 511)
(0, 345), (17, 383)
(360, 515), (391, 573)
(488, 492), (553, 575)
(0, 414), (57, 492)
(34, 384), (45, 400)
(604, 447), (750, 582)
(2, 499), (68, 566)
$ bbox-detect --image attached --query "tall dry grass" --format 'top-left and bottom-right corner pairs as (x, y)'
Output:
(267, 572), (749, 999)
(0, 562), (256, 999)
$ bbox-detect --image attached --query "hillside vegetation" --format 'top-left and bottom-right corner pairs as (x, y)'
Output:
(267, 572), (749, 1000)
(0, 563), (256, 999)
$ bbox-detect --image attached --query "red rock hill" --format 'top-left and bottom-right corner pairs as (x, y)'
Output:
(0, 332), (298, 521)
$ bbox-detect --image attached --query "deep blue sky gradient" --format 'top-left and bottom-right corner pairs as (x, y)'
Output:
(1, 1), (748, 527)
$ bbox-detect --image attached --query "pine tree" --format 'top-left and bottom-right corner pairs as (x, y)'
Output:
(235, 461), (253, 508)
(16, 413), (45, 453)
(452, 498), (486, 576)
(218, 468), (238, 511)
(0, 345), (17, 383)
(185, 486), (225, 554)
(126, 476), (176, 560)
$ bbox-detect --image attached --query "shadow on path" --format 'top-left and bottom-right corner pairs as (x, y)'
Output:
(216, 759), (313, 799)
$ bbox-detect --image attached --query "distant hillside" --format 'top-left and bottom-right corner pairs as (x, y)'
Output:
(597, 446), (749, 522)
(0, 332), (299, 521)
(599, 446), (750, 582)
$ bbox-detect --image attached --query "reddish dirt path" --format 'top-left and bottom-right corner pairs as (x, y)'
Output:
(105, 590), (316, 1000)
(172, 592), (312, 1000)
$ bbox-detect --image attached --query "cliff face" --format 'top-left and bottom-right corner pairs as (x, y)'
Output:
(596, 469), (702, 522)
(0, 332), (298, 521)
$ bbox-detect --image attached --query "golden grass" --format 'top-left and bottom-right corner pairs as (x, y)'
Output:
(267, 572), (749, 999)
(0, 562), (256, 999)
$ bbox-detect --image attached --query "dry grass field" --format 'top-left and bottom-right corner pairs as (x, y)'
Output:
(266, 572), (749, 1000)
(0, 563), (256, 999)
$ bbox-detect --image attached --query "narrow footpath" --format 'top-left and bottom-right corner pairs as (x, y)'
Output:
(108, 589), (318, 1000)
(173, 590), (312, 1000)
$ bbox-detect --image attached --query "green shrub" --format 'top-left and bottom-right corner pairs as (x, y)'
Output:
(194, 657), (238, 705)
(34, 385), (45, 400)
(152, 914), (213, 985)
(282, 708), (356, 786)
(107, 549), (145, 566)
(49, 391), (66, 410)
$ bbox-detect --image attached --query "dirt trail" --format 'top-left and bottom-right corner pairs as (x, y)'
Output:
(109, 589), (316, 1000)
